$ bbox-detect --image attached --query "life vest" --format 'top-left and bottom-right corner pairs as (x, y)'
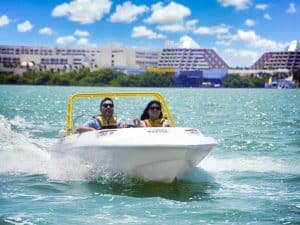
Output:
(144, 118), (164, 127)
(95, 115), (117, 129)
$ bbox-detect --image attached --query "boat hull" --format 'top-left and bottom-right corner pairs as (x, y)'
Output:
(53, 128), (216, 182)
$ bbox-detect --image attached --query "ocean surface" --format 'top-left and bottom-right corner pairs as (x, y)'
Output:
(0, 85), (299, 225)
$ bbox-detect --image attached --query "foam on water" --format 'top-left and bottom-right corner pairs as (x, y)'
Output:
(1, 87), (299, 225)
(0, 115), (128, 182)
(201, 155), (300, 175)
(0, 115), (50, 175)
(4, 213), (35, 225)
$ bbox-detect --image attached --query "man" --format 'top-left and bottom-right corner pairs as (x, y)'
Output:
(76, 97), (122, 133)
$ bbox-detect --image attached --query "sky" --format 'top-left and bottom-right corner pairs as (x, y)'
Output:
(0, 0), (299, 67)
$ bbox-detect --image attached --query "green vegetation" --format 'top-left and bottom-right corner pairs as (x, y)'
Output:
(291, 69), (300, 84)
(1, 69), (298, 87)
(222, 74), (269, 88)
(222, 70), (300, 88)
(0, 68), (171, 87)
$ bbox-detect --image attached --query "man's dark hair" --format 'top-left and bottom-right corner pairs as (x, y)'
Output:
(100, 97), (114, 107)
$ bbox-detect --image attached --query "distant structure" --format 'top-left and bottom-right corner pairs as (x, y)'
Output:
(287, 40), (300, 52)
(251, 40), (300, 71)
(158, 48), (228, 71)
(0, 44), (159, 74)
(164, 40), (175, 49)
(0, 42), (230, 87)
(153, 41), (229, 86)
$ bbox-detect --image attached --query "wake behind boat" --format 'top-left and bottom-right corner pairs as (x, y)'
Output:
(53, 92), (216, 183)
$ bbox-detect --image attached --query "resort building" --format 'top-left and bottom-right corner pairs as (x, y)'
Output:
(109, 44), (159, 74)
(156, 46), (229, 86)
(0, 44), (160, 74)
(0, 42), (232, 86)
(158, 48), (228, 71)
(251, 40), (300, 71)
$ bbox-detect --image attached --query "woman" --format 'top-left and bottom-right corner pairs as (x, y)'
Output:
(134, 100), (171, 127)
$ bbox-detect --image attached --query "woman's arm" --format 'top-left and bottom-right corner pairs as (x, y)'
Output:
(133, 118), (146, 127)
(162, 119), (171, 127)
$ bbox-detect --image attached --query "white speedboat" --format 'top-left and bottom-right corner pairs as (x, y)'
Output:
(54, 92), (216, 183)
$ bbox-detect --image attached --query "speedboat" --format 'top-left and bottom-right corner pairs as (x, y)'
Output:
(54, 92), (216, 183)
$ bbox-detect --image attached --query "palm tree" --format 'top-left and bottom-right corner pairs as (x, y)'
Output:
(292, 69), (300, 87)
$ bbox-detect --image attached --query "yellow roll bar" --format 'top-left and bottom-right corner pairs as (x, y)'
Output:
(66, 92), (176, 135)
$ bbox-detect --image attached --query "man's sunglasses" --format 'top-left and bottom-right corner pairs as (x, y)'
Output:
(149, 106), (161, 111)
(102, 103), (114, 108)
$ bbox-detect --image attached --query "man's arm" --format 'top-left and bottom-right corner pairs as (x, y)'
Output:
(76, 126), (96, 133)
(76, 119), (100, 133)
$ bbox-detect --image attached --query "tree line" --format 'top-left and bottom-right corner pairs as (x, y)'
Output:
(222, 74), (269, 88)
(0, 68), (172, 87)
(223, 70), (300, 88)
(1, 68), (299, 87)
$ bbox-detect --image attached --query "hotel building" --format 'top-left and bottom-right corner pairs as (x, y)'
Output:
(251, 40), (300, 71)
(157, 47), (229, 85)
(0, 44), (160, 74)
(158, 48), (228, 71)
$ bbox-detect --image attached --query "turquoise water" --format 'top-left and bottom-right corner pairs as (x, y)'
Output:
(0, 85), (299, 225)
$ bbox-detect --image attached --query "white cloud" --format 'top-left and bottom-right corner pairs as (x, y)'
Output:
(194, 24), (230, 35)
(185, 19), (198, 31)
(179, 35), (200, 48)
(0, 14), (10, 27)
(56, 35), (76, 45)
(38, 27), (54, 35)
(144, 2), (200, 33)
(17, 20), (33, 32)
(216, 40), (232, 46)
(218, 0), (251, 10)
(157, 24), (185, 32)
(77, 37), (89, 46)
(221, 29), (288, 51)
(255, 4), (268, 10)
(224, 48), (258, 60)
(264, 13), (271, 20)
(52, 0), (112, 24)
(156, 19), (198, 32)
(110, 1), (148, 23)
(74, 29), (90, 37)
(287, 3), (296, 14)
(77, 37), (97, 47)
(131, 26), (166, 39)
(223, 48), (259, 66)
(145, 2), (191, 25)
(244, 19), (255, 26)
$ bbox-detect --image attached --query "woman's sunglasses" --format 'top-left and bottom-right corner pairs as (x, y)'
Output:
(149, 106), (161, 111)
(102, 103), (114, 108)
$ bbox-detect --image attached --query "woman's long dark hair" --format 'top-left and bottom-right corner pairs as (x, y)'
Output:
(140, 100), (163, 120)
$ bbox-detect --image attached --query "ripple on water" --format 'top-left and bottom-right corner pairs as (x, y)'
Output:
(0, 86), (299, 225)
